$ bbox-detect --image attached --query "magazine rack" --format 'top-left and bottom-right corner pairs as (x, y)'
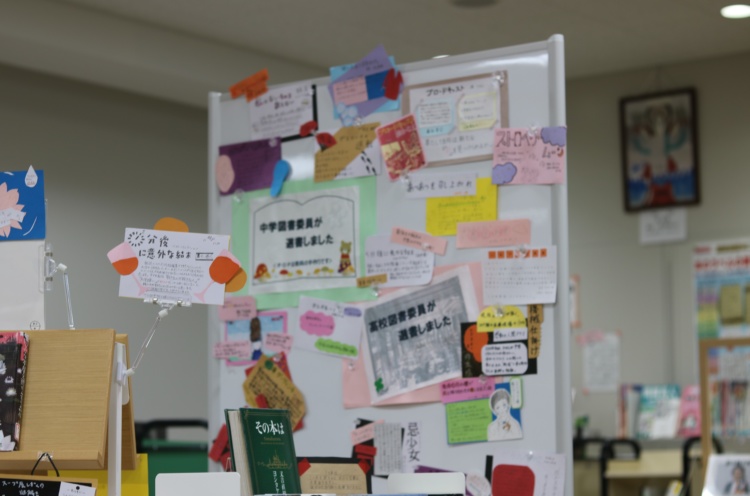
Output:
(699, 337), (750, 486)
(0, 329), (136, 492)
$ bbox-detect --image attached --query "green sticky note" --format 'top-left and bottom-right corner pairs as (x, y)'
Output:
(445, 399), (492, 444)
(231, 177), (377, 310)
(315, 338), (358, 357)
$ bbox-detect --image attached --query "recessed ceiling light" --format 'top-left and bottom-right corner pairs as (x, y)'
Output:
(433, 55), (450, 59)
(721, 4), (750, 18)
(451, 0), (499, 7)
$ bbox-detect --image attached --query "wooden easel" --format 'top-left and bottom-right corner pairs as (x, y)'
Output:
(0, 329), (136, 495)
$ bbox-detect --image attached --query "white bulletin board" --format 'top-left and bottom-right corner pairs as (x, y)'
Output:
(208, 35), (572, 495)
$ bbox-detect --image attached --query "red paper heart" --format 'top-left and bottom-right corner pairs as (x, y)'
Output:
(384, 68), (403, 100)
(300, 120), (318, 137)
(316, 132), (337, 150)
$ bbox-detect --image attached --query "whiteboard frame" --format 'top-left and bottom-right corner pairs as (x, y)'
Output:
(208, 34), (572, 495)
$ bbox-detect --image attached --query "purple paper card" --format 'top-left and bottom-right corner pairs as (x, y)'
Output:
(328, 45), (398, 122)
(215, 138), (281, 195)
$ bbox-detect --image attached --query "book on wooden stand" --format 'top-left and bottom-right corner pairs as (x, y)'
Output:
(225, 407), (301, 496)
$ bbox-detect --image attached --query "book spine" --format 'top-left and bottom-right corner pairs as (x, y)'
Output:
(224, 409), (238, 471)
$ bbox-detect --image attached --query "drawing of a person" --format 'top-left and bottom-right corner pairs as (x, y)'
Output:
(250, 317), (263, 361)
(487, 388), (523, 441)
(724, 463), (750, 494)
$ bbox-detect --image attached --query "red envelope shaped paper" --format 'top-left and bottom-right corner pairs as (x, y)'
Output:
(492, 464), (534, 496)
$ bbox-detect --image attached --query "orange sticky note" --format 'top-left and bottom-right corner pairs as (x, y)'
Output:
(230, 68), (270, 100)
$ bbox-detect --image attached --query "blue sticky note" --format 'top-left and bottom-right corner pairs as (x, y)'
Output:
(0, 168), (46, 241)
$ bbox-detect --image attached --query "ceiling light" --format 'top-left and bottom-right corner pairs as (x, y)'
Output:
(451, 0), (499, 7)
(433, 55), (450, 59)
(721, 4), (750, 18)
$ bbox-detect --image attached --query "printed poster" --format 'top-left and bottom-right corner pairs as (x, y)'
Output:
(0, 167), (45, 241)
(694, 239), (750, 339)
(224, 310), (288, 367)
(703, 454), (750, 496)
(295, 296), (363, 358)
(248, 83), (316, 141)
(232, 178), (377, 309)
(377, 115), (427, 181)
(403, 73), (508, 166)
(113, 229), (231, 305)
(578, 330), (620, 393)
(248, 186), (360, 295)
(361, 266), (479, 402)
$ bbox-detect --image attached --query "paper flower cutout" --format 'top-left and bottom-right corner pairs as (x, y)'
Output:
(336, 103), (360, 127)
(0, 182), (25, 238)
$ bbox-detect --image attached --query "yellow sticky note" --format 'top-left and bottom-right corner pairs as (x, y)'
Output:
(458, 91), (498, 132)
(477, 305), (526, 334)
(314, 123), (379, 182)
(720, 284), (743, 323)
(52, 454), (149, 496)
(426, 177), (497, 236)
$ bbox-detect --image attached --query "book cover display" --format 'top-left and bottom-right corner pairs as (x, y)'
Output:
(0, 332), (30, 451)
(226, 408), (301, 495)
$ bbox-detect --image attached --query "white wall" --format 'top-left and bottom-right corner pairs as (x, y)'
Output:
(0, 62), (211, 422)
(567, 50), (750, 437)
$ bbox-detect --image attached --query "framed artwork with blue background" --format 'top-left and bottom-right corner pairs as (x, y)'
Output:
(620, 88), (700, 212)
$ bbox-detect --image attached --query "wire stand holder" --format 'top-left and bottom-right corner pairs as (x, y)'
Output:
(43, 242), (76, 330)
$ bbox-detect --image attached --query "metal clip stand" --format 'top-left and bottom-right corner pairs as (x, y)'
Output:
(44, 242), (76, 330)
(108, 298), (189, 496)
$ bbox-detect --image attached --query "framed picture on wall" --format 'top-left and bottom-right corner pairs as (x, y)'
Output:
(620, 88), (700, 212)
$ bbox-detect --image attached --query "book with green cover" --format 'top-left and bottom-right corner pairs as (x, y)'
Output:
(240, 408), (301, 495)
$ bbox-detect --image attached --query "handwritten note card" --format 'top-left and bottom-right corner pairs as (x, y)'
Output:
(404, 171), (478, 199)
(329, 45), (401, 122)
(426, 177), (498, 236)
(243, 354), (306, 427)
(365, 234), (434, 288)
(248, 83), (315, 141)
(296, 296), (363, 358)
(219, 295), (257, 321)
(117, 228), (230, 305)
(263, 332), (294, 355)
(492, 127), (567, 185)
(390, 227), (447, 256)
(377, 115), (427, 180)
(457, 219), (531, 249)
(213, 340), (251, 360)
(441, 378), (495, 403)
(405, 73), (506, 165)
(482, 247), (558, 306)
(315, 125), (383, 182)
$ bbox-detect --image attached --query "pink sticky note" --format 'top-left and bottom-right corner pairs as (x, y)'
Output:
(350, 419), (384, 445)
(264, 332), (293, 355)
(493, 126), (566, 185)
(219, 296), (257, 321)
(456, 219), (531, 249)
(213, 340), (252, 360)
(332, 76), (368, 106)
(440, 378), (495, 403)
(391, 227), (447, 256)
